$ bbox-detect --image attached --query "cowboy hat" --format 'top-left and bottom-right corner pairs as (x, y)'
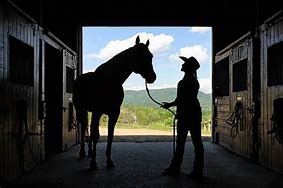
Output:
(179, 56), (200, 71)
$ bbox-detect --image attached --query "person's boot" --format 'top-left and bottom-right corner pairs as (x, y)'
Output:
(162, 166), (180, 176)
(187, 171), (204, 181)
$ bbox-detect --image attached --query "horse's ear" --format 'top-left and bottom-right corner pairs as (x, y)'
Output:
(135, 36), (140, 45)
(146, 39), (150, 46)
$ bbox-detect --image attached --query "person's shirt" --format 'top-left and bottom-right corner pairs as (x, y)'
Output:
(175, 74), (201, 115)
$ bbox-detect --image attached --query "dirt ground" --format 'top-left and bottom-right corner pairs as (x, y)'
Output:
(8, 142), (283, 188)
(99, 127), (172, 135)
(97, 128), (211, 142)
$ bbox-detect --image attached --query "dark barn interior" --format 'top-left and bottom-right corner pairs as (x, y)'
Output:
(0, 0), (283, 187)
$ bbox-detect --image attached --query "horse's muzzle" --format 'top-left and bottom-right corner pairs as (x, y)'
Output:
(145, 72), (156, 84)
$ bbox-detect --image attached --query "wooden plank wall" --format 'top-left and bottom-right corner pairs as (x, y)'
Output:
(214, 50), (234, 150)
(0, 3), (6, 180)
(229, 38), (253, 159)
(215, 13), (283, 174)
(0, 2), (79, 181)
(0, 5), (41, 180)
(215, 96), (233, 149)
(62, 50), (78, 150)
(260, 15), (283, 174)
(214, 36), (254, 159)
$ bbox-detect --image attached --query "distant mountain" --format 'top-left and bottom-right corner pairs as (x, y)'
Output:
(123, 88), (212, 110)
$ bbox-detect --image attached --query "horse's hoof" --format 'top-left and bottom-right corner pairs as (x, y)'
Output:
(79, 150), (86, 159)
(88, 165), (98, 171)
(106, 160), (115, 169)
(87, 150), (93, 158)
(89, 160), (98, 170)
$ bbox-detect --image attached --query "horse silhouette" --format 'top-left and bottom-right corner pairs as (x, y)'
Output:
(73, 36), (156, 170)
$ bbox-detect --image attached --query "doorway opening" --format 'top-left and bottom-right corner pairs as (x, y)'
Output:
(82, 27), (212, 141)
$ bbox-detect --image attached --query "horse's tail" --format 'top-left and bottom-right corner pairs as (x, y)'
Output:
(73, 73), (89, 109)
(73, 73), (91, 124)
(72, 76), (80, 109)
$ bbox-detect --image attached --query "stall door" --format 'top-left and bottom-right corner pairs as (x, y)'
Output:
(62, 50), (78, 149)
(230, 38), (255, 159)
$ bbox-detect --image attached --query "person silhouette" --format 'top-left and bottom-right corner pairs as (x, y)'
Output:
(161, 56), (204, 181)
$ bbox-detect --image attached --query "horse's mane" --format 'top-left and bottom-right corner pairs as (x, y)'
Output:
(94, 46), (134, 74)
(108, 43), (146, 64)
(107, 46), (135, 63)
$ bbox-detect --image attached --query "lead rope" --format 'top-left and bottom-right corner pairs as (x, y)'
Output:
(145, 82), (177, 155)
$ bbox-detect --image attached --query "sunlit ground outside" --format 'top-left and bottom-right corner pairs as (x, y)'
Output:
(87, 111), (212, 138)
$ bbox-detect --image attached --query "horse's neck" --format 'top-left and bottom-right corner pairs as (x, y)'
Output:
(98, 53), (133, 85)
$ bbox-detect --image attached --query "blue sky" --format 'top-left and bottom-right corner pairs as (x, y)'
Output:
(83, 27), (212, 93)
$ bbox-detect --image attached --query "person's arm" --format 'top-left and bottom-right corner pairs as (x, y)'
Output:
(161, 98), (177, 109)
(161, 80), (180, 109)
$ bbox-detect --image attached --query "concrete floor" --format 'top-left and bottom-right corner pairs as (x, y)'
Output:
(6, 141), (283, 188)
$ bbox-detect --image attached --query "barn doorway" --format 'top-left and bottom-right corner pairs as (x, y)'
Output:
(82, 27), (212, 141)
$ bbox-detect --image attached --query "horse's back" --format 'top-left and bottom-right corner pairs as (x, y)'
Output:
(73, 71), (124, 114)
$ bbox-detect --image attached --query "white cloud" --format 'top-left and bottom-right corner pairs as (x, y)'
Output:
(144, 33), (174, 53)
(190, 27), (211, 34)
(199, 77), (212, 93)
(169, 45), (209, 64)
(87, 32), (174, 61)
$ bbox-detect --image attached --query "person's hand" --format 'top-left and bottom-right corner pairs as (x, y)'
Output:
(161, 102), (171, 109)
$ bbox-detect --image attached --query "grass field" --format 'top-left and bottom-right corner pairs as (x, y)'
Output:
(98, 121), (211, 136)
(88, 105), (212, 136)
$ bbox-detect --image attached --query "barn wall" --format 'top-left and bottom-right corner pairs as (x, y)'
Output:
(259, 13), (283, 174)
(0, 3), (6, 180)
(42, 33), (78, 154)
(0, 4), (42, 180)
(0, 2), (79, 181)
(213, 11), (283, 174)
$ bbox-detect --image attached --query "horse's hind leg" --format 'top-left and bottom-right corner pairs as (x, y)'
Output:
(87, 125), (93, 157)
(79, 110), (88, 158)
(89, 113), (101, 170)
(106, 112), (119, 168)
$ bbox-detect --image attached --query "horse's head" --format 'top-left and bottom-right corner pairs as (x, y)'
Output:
(131, 36), (156, 84)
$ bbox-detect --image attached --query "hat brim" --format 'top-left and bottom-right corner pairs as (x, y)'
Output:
(179, 56), (188, 62)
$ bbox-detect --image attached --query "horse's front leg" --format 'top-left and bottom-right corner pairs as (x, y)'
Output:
(106, 112), (119, 168)
(89, 113), (101, 170)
